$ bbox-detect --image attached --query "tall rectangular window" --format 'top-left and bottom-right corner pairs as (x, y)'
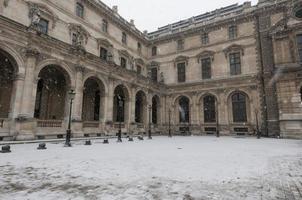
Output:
(177, 39), (184, 51)
(201, 58), (211, 79)
(137, 42), (142, 53)
(229, 25), (237, 40)
(122, 32), (127, 44)
(152, 46), (157, 56)
(121, 57), (127, 68)
(137, 65), (142, 75)
(100, 47), (108, 61)
(229, 53), (241, 75)
(37, 18), (49, 34)
(76, 3), (84, 18)
(177, 62), (186, 83)
(151, 68), (158, 82)
(201, 32), (209, 45)
(102, 19), (108, 33)
(297, 34), (302, 62)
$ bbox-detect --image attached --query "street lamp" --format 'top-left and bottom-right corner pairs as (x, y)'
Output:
(255, 109), (261, 139)
(65, 89), (76, 147)
(216, 102), (220, 138)
(168, 108), (172, 137)
(148, 105), (152, 139)
(117, 95), (123, 143)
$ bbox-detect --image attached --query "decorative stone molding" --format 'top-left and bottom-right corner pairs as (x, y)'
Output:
(3, 0), (9, 7)
(173, 55), (189, 67)
(223, 44), (244, 58)
(97, 38), (113, 48)
(292, 1), (302, 21)
(134, 58), (144, 66)
(196, 50), (215, 62)
(26, 1), (58, 29)
(68, 23), (90, 45)
(13, 73), (25, 81)
(24, 47), (40, 58)
(75, 64), (85, 73)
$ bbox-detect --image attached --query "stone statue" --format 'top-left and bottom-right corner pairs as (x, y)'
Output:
(160, 72), (165, 83)
(29, 5), (41, 26)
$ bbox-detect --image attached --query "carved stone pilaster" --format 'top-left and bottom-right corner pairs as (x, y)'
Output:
(75, 64), (85, 73)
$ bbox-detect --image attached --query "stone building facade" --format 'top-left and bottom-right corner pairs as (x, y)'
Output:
(0, 0), (301, 140)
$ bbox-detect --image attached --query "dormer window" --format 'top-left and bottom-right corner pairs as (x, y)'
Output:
(152, 46), (157, 56)
(122, 32), (127, 45)
(229, 25), (237, 40)
(76, 2), (84, 18)
(102, 19), (108, 33)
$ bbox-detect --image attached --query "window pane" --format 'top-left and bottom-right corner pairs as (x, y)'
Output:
(230, 53), (241, 75)
(297, 35), (302, 62)
(179, 97), (190, 123)
(76, 3), (84, 18)
(204, 96), (216, 123)
(137, 65), (142, 75)
(152, 46), (157, 56)
(121, 57), (127, 68)
(177, 62), (186, 83)
(151, 68), (158, 82)
(232, 93), (247, 122)
(201, 58), (211, 79)
(100, 48), (108, 61)
(37, 18), (48, 34)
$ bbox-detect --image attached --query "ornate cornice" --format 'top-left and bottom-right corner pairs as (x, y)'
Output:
(68, 23), (90, 45)
(223, 44), (245, 58)
(196, 50), (215, 62)
(97, 38), (113, 48)
(174, 55), (189, 66)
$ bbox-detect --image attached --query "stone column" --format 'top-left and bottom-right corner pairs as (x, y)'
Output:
(19, 48), (40, 119)
(73, 65), (84, 121)
(10, 74), (25, 119)
(105, 79), (114, 122)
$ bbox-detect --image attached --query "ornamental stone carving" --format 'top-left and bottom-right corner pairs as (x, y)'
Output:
(26, 2), (58, 28)
(223, 44), (245, 58)
(196, 50), (215, 62)
(68, 23), (90, 46)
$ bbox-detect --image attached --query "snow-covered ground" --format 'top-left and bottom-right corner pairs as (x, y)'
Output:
(0, 136), (301, 200)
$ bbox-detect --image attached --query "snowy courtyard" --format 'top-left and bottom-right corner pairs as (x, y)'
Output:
(0, 136), (302, 200)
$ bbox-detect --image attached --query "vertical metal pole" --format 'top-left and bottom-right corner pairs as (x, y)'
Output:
(168, 109), (172, 137)
(148, 105), (152, 139)
(216, 101), (220, 138)
(65, 96), (73, 147)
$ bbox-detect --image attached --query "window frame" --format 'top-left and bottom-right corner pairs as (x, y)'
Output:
(177, 62), (186, 83)
(122, 32), (127, 45)
(232, 93), (247, 123)
(76, 2), (84, 18)
(177, 39), (185, 51)
(37, 18), (49, 34)
(229, 52), (241, 76)
(102, 19), (108, 33)
(201, 32), (209, 45)
(137, 42), (142, 54)
(150, 67), (158, 82)
(201, 57), (212, 79)
(120, 57), (127, 68)
(296, 34), (302, 63)
(152, 46), (157, 56)
(100, 47), (108, 61)
(228, 25), (237, 40)
(203, 95), (216, 123)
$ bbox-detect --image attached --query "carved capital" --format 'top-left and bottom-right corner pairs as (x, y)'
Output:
(75, 64), (85, 73)
(25, 47), (40, 57)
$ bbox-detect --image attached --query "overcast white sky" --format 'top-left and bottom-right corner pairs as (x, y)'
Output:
(101, 0), (258, 32)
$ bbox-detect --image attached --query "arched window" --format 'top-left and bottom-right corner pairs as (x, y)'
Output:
(232, 93), (247, 122)
(204, 95), (216, 123)
(0, 50), (16, 118)
(179, 96), (190, 123)
(34, 65), (69, 120)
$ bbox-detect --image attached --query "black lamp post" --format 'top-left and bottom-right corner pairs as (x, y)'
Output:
(168, 108), (172, 137)
(255, 109), (260, 139)
(65, 89), (76, 147)
(216, 103), (220, 138)
(117, 95), (123, 142)
(148, 105), (152, 139)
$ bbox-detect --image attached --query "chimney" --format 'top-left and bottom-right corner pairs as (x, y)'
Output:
(243, 1), (251, 8)
(130, 19), (135, 26)
(143, 30), (148, 35)
(112, 6), (118, 13)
